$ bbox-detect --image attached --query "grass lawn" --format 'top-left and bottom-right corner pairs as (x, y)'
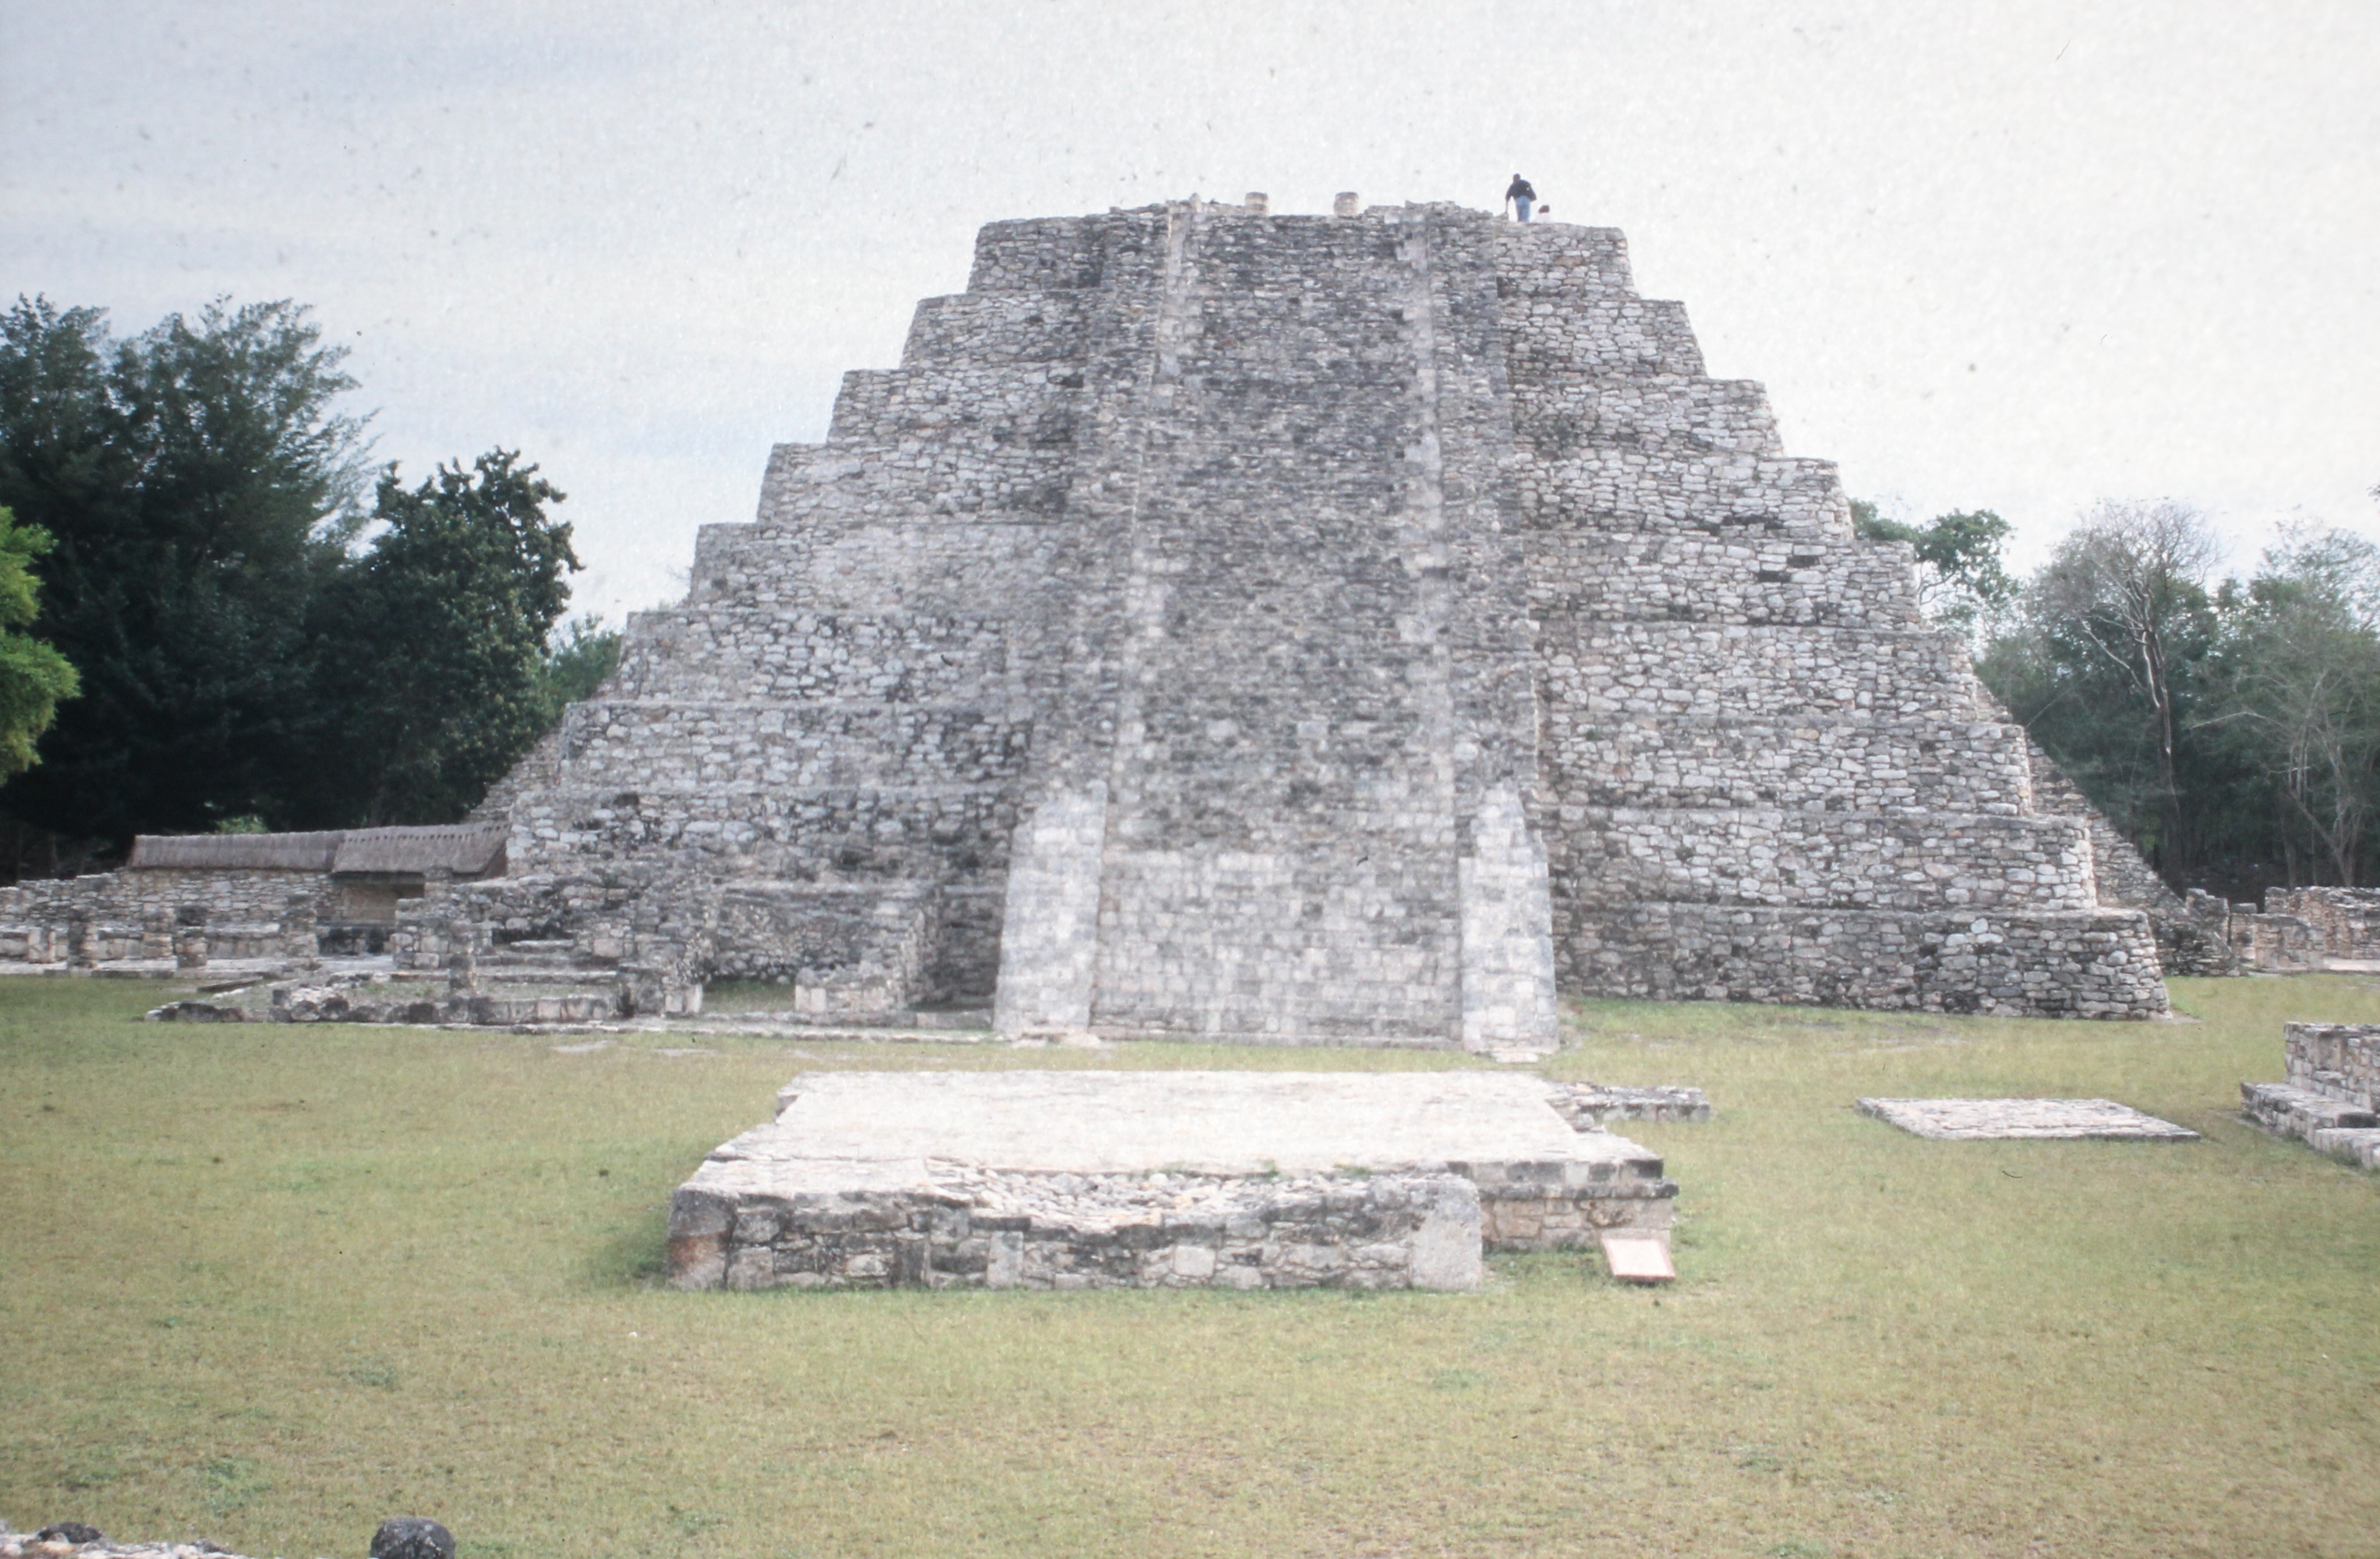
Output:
(2, 974), (2375, 1558)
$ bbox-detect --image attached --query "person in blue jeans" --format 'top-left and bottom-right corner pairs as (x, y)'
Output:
(1505, 174), (1537, 222)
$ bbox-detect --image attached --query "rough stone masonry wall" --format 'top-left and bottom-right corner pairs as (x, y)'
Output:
(2242, 1021), (2380, 1170)
(489, 253), (1083, 1009)
(2264, 888), (2380, 962)
(2017, 736), (2236, 975)
(669, 1169), (1488, 1292)
(1492, 220), (2167, 1017)
(2178, 885), (2377, 973)
(0, 869), (334, 965)
(2283, 1021), (2380, 1105)
(469, 198), (2170, 1027)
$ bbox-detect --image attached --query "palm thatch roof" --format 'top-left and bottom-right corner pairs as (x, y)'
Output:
(331, 825), (506, 876)
(128, 824), (506, 877)
(127, 831), (346, 872)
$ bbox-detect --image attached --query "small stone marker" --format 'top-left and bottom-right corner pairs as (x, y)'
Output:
(370, 1516), (455, 1559)
(1856, 1097), (2199, 1140)
(1599, 1231), (1675, 1283)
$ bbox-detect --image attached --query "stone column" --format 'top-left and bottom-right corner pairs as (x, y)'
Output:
(173, 905), (209, 972)
(65, 909), (93, 972)
(141, 907), (173, 962)
(991, 785), (1107, 1038)
(282, 895), (321, 971)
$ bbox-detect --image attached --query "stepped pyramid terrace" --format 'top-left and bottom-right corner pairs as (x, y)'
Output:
(443, 194), (2175, 1039)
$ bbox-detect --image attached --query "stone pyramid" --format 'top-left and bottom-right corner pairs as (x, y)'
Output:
(453, 198), (2170, 1040)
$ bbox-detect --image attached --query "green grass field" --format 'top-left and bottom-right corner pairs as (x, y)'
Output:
(2, 975), (2375, 1558)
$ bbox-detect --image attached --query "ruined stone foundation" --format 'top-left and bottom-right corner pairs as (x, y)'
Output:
(448, 197), (2170, 1034)
(2243, 1022), (2380, 1168)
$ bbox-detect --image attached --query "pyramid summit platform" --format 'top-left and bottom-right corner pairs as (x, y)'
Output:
(668, 1070), (1680, 1292)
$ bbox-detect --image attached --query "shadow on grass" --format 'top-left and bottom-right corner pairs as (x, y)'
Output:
(584, 1204), (671, 1289)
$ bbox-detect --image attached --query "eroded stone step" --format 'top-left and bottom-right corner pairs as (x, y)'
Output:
(1539, 621), (1988, 721)
(1557, 904), (2167, 1018)
(1538, 714), (2035, 815)
(1547, 806), (2097, 913)
(1509, 376), (1783, 457)
(556, 701), (1030, 791)
(1528, 528), (1920, 627)
(900, 290), (1092, 368)
(1513, 449), (1851, 538)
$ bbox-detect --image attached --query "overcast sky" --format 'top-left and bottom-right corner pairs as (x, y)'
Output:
(5, 0), (2373, 623)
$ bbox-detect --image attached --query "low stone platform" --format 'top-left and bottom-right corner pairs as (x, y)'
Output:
(669, 1071), (1682, 1292)
(1856, 1097), (2199, 1140)
(2244, 1022), (2380, 1168)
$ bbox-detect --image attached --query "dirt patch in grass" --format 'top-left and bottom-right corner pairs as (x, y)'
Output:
(1, 975), (2375, 1556)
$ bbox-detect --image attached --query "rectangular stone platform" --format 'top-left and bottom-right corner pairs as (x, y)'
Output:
(668, 1071), (1679, 1292)
(1856, 1096), (2199, 1140)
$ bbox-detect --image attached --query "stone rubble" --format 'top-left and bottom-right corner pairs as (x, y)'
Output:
(1548, 1082), (1712, 1125)
(0, 1528), (272, 1559)
(145, 975), (618, 1027)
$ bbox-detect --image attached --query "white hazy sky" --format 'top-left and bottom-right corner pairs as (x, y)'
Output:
(5, 0), (2374, 623)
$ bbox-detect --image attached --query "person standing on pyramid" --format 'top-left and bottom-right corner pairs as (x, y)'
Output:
(1505, 174), (1537, 222)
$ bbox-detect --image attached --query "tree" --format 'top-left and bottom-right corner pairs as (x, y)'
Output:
(294, 451), (579, 826)
(0, 295), (365, 845)
(2200, 528), (2380, 885)
(2014, 500), (2220, 866)
(539, 613), (623, 717)
(1852, 500), (2018, 639)
(0, 507), (78, 776)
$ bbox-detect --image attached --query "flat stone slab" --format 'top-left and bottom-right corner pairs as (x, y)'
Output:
(1856, 1096), (2200, 1140)
(671, 1070), (1679, 1293)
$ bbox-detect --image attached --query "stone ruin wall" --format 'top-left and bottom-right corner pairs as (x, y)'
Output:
(413, 201), (2181, 1027)
(2243, 1020), (2380, 1170)
(2014, 740), (2239, 977)
(0, 869), (332, 966)
(2195, 885), (2380, 972)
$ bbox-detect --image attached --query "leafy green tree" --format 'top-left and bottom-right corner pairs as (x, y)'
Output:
(1852, 500), (2018, 638)
(295, 450), (579, 826)
(2199, 528), (2380, 885)
(0, 295), (364, 845)
(539, 613), (623, 717)
(1979, 500), (2224, 881)
(0, 507), (79, 776)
